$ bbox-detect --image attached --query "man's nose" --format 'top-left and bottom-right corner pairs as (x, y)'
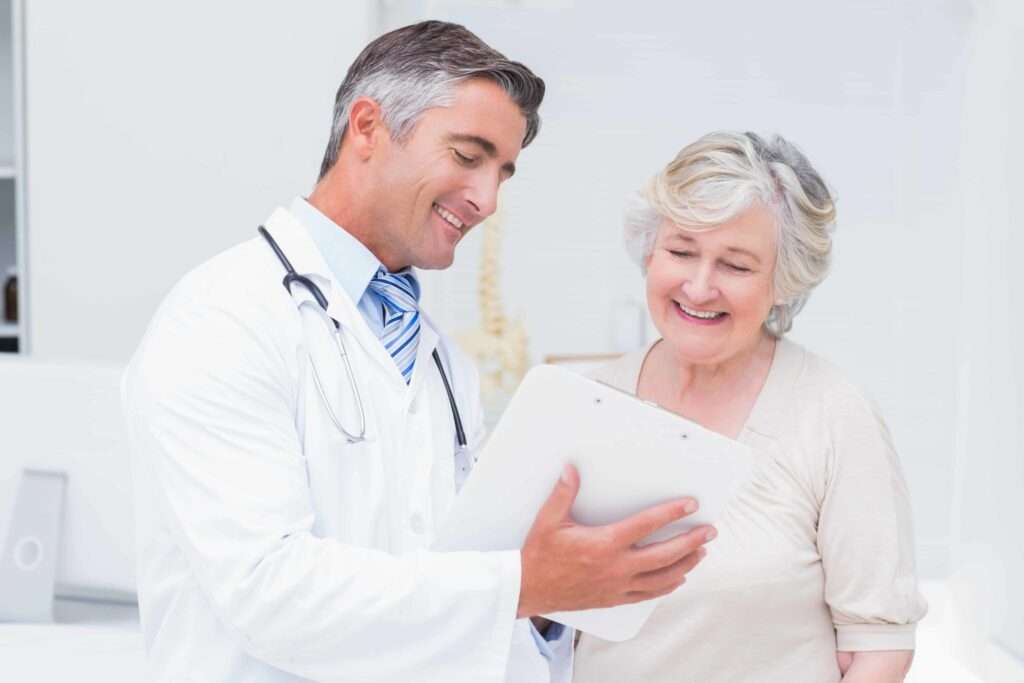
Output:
(465, 173), (500, 220)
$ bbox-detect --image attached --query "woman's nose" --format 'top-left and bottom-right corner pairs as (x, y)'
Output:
(681, 264), (719, 303)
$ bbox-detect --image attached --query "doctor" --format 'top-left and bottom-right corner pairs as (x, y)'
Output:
(123, 20), (714, 683)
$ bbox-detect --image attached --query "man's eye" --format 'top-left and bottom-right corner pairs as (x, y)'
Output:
(451, 149), (477, 165)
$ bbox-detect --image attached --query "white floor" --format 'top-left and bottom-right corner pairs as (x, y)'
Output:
(0, 600), (144, 682)
(907, 581), (1024, 683)
(1, 583), (1020, 682)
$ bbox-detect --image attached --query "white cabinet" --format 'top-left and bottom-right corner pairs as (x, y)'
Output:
(0, 0), (23, 353)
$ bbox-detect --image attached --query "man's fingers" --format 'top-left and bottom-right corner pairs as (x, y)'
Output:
(534, 464), (580, 526)
(631, 524), (716, 572)
(624, 579), (688, 604)
(605, 498), (699, 547)
(630, 546), (707, 594)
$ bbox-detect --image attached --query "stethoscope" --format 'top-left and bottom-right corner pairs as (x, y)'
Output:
(258, 226), (468, 455)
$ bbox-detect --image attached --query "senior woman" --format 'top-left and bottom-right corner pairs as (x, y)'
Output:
(573, 132), (927, 683)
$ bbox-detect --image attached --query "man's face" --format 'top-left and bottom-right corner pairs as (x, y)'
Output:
(369, 78), (527, 270)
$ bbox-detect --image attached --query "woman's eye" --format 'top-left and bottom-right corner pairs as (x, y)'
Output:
(451, 149), (478, 165)
(725, 262), (752, 273)
(668, 250), (694, 258)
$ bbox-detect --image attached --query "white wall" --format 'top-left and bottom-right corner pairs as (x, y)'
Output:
(948, 0), (1024, 673)
(23, 1), (372, 361)
(391, 0), (972, 578)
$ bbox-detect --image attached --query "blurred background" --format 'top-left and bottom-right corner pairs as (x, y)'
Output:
(0, 1), (1021, 680)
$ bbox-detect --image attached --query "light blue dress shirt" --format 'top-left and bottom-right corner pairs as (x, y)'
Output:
(290, 197), (418, 334)
(290, 197), (569, 661)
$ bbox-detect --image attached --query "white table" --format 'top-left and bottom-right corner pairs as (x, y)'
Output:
(0, 599), (145, 681)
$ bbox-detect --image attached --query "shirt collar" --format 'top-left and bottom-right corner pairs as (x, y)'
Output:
(289, 196), (388, 304)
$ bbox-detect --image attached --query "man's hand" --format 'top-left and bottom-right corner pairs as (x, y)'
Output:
(517, 464), (715, 618)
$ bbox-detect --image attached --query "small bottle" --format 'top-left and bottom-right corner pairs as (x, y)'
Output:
(4, 267), (17, 323)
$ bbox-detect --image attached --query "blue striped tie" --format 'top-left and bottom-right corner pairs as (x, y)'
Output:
(366, 268), (420, 384)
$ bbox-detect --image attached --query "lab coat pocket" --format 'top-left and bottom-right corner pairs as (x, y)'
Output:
(301, 385), (389, 546)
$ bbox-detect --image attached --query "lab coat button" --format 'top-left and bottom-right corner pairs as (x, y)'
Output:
(409, 513), (425, 534)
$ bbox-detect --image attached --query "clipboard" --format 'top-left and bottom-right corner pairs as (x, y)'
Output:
(432, 363), (754, 642)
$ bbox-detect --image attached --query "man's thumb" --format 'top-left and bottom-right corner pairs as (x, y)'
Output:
(539, 463), (580, 521)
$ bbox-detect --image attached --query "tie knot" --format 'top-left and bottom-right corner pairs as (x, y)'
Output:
(367, 268), (419, 314)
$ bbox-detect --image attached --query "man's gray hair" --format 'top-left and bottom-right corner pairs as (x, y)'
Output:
(318, 20), (545, 179)
(624, 131), (836, 337)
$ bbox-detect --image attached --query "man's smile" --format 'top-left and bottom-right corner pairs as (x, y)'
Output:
(432, 202), (466, 231)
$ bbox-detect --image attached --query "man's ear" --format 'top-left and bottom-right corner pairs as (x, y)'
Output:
(346, 97), (385, 161)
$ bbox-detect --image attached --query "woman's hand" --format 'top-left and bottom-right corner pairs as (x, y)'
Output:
(837, 650), (914, 682)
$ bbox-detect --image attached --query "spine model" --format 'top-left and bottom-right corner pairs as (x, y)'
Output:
(455, 211), (529, 399)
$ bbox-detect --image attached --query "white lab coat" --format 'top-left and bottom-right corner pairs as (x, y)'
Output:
(123, 206), (567, 682)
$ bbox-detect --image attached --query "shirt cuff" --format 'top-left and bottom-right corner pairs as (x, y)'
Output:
(527, 621), (568, 659)
(835, 623), (917, 651)
(527, 620), (574, 683)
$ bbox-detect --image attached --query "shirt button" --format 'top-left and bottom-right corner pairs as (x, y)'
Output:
(409, 513), (425, 535)
(409, 396), (421, 414)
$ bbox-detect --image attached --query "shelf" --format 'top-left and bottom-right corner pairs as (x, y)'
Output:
(1, 0), (24, 354)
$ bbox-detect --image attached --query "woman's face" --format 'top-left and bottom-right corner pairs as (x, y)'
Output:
(645, 203), (778, 366)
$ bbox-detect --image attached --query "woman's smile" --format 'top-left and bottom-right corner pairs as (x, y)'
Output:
(674, 301), (729, 325)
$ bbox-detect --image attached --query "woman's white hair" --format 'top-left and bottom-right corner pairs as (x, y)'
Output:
(624, 131), (836, 337)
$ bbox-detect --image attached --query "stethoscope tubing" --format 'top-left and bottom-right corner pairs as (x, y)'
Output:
(257, 225), (467, 449)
